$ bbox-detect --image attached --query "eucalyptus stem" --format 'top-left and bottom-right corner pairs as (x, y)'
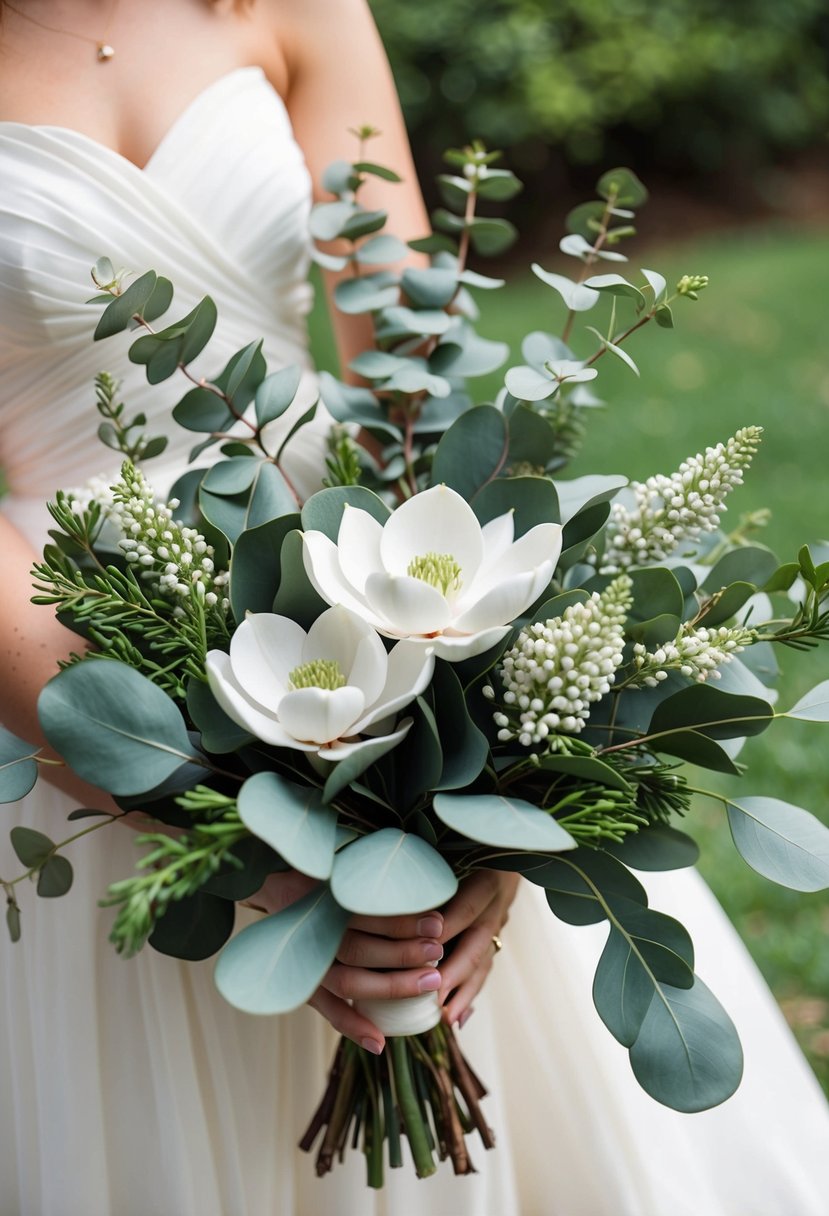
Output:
(389, 1039), (437, 1178)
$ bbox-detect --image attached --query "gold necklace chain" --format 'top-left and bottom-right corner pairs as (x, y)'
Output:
(5, 0), (120, 61)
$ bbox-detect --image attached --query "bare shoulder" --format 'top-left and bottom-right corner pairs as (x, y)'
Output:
(255, 0), (384, 79)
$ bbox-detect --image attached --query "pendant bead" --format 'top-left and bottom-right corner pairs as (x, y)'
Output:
(96, 43), (115, 61)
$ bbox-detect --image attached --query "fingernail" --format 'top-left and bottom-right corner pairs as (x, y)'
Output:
(417, 915), (443, 937)
(421, 940), (444, 963)
(361, 1038), (383, 1055)
(457, 1007), (475, 1030)
(417, 969), (442, 993)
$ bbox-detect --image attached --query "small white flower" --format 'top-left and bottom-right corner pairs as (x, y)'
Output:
(630, 622), (756, 687)
(601, 427), (762, 573)
(301, 485), (562, 661)
(489, 575), (632, 746)
(205, 605), (434, 760)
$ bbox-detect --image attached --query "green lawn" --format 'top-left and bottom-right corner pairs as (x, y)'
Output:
(309, 224), (829, 1087)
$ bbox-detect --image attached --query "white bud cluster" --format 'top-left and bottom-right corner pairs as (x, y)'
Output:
(486, 575), (633, 748)
(631, 623), (756, 687)
(601, 426), (762, 573)
(67, 473), (117, 517)
(109, 463), (229, 614)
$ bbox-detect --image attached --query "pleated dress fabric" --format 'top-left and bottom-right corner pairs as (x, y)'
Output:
(1, 67), (828, 1216)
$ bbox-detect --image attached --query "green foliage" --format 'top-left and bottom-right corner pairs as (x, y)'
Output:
(371, 0), (829, 175)
(38, 661), (200, 795)
(331, 829), (458, 915)
(0, 725), (39, 803)
(214, 886), (350, 1014)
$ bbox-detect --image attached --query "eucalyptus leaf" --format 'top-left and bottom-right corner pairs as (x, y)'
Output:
(301, 486), (390, 542)
(334, 274), (399, 315)
(270, 531), (329, 630)
(375, 306), (452, 339)
(0, 725), (39, 803)
(788, 682), (829, 722)
(229, 513), (301, 620)
(36, 855), (73, 898)
(10, 826), (54, 869)
(430, 406), (508, 498)
(583, 274), (646, 309)
(322, 727), (412, 804)
(593, 900), (694, 1047)
(94, 271), (158, 340)
(537, 849), (648, 925)
(433, 793), (576, 852)
(149, 890), (235, 961)
(215, 886), (349, 1014)
(200, 461), (297, 545)
(255, 365), (302, 428)
(430, 663), (489, 790)
(239, 772), (338, 881)
(597, 168), (648, 208)
(606, 825), (700, 871)
(531, 265), (600, 311)
(401, 267), (457, 309)
(186, 679), (253, 754)
(468, 217), (517, 255)
(331, 828), (458, 915)
(629, 978), (743, 1113)
(38, 661), (198, 795)
(473, 476), (560, 535)
(309, 200), (357, 241)
(355, 234), (409, 265)
(725, 796), (829, 891)
(504, 365), (557, 403)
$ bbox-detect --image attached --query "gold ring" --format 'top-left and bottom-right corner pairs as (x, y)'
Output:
(491, 935), (503, 954)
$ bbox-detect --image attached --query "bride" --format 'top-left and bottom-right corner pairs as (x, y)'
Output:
(1, 2), (827, 1214)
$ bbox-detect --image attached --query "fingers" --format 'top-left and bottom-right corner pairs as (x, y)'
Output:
(438, 869), (502, 943)
(336, 928), (443, 970)
(322, 962), (442, 1003)
(308, 988), (385, 1055)
(438, 919), (499, 1005)
(348, 911), (444, 940)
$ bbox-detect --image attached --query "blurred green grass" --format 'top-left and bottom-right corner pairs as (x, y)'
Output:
(309, 223), (829, 1087)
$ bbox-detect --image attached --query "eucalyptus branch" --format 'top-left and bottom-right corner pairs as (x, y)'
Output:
(103, 800), (247, 957)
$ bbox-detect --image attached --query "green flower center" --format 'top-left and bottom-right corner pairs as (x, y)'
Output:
(407, 551), (463, 596)
(288, 658), (347, 691)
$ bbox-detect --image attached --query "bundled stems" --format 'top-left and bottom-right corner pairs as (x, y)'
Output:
(300, 1023), (494, 1187)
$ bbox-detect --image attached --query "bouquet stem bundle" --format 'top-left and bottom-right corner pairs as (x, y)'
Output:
(301, 1026), (494, 1186)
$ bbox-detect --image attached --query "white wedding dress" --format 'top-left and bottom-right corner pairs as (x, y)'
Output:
(1, 67), (828, 1216)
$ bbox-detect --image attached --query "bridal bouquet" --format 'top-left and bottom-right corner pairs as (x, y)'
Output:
(2, 140), (829, 1186)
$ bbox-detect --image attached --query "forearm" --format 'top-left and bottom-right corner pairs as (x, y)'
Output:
(0, 514), (118, 809)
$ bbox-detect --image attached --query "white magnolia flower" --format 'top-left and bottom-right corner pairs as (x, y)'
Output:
(302, 485), (562, 661)
(205, 605), (434, 760)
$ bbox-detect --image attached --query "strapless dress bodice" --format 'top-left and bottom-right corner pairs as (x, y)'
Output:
(0, 66), (322, 518)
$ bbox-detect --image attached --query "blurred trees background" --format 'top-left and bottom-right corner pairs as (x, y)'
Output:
(371, 0), (829, 236)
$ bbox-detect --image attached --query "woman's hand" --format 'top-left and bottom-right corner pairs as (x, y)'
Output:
(250, 871), (446, 1055)
(437, 869), (520, 1030)
(251, 868), (521, 1050)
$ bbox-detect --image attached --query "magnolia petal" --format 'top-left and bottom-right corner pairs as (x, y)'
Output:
(480, 511), (515, 564)
(302, 530), (378, 619)
(451, 570), (538, 634)
(365, 572), (452, 635)
(317, 719), (411, 762)
(346, 633), (389, 707)
(205, 652), (316, 750)
(354, 642), (436, 733)
(304, 605), (387, 705)
(337, 507), (385, 594)
(430, 626), (510, 661)
(229, 614), (306, 715)
(379, 485), (484, 584)
(460, 522), (561, 606)
(278, 685), (366, 746)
